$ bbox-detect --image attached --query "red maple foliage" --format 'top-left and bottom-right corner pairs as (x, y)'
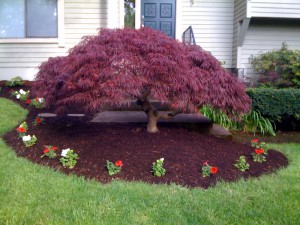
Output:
(33, 27), (251, 132)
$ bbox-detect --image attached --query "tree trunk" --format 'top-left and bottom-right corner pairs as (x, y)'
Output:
(146, 110), (159, 133)
(136, 94), (181, 133)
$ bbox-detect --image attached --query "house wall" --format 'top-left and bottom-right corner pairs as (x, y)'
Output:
(181, 0), (234, 68)
(0, 0), (113, 81)
(241, 19), (300, 80)
(249, 0), (300, 18)
(232, 0), (247, 69)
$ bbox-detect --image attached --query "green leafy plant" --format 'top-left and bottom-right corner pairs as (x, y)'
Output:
(41, 145), (58, 159)
(234, 156), (250, 172)
(200, 105), (276, 136)
(5, 76), (24, 87)
(201, 161), (218, 177)
(242, 110), (276, 136)
(200, 105), (239, 130)
(16, 122), (28, 137)
(22, 135), (37, 147)
(30, 97), (44, 109)
(152, 158), (166, 177)
(10, 89), (30, 101)
(251, 139), (269, 163)
(249, 42), (300, 88)
(106, 160), (123, 176)
(60, 148), (79, 169)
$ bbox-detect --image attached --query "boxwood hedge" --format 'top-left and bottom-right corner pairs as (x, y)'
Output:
(246, 88), (300, 123)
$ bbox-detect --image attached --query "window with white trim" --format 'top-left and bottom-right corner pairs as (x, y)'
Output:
(0, 0), (58, 38)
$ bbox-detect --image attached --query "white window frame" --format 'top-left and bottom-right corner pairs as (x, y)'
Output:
(0, 0), (65, 47)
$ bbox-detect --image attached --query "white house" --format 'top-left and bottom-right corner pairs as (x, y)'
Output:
(1, 0), (300, 81)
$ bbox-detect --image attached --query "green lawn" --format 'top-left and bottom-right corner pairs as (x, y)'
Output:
(0, 98), (299, 224)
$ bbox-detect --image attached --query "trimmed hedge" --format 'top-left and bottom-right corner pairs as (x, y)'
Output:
(246, 88), (300, 123)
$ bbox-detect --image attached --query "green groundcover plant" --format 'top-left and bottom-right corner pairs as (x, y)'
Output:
(41, 145), (58, 159)
(251, 139), (269, 163)
(201, 161), (218, 177)
(234, 156), (250, 172)
(22, 134), (37, 147)
(152, 158), (166, 177)
(106, 160), (123, 176)
(60, 148), (79, 169)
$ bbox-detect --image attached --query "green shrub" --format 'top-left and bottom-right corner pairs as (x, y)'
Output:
(247, 88), (300, 123)
(5, 76), (24, 87)
(249, 42), (300, 88)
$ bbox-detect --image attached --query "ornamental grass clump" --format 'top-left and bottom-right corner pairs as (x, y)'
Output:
(152, 158), (166, 177)
(251, 139), (269, 163)
(234, 156), (250, 172)
(60, 148), (79, 169)
(201, 161), (218, 177)
(106, 160), (123, 176)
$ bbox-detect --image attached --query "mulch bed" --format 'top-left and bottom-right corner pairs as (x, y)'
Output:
(0, 81), (289, 189)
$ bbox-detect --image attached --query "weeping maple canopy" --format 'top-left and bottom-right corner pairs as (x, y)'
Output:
(33, 27), (251, 117)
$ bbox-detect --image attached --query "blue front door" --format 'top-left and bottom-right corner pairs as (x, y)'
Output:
(141, 0), (176, 38)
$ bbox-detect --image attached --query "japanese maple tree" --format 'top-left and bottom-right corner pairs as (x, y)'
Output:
(33, 27), (251, 133)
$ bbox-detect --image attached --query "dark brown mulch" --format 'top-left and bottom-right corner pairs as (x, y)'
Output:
(0, 81), (290, 189)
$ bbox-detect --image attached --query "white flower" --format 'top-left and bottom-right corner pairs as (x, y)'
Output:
(16, 94), (20, 99)
(160, 158), (164, 162)
(19, 89), (26, 95)
(22, 135), (31, 142)
(61, 148), (70, 157)
(38, 98), (44, 103)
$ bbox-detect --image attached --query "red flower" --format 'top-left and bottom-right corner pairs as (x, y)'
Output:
(210, 166), (218, 174)
(36, 117), (41, 124)
(255, 149), (264, 155)
(43, 148), (50, 154)
(35, 97), (39, 102)
(251, 139), (259, 143)
(16, 127), (26, 133)
(52, 146), (58, 151)
(26, 99), (31, 104)
(115, 160), (123, 167)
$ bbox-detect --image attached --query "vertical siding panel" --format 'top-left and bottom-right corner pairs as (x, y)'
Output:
(181, 0), (234, 68)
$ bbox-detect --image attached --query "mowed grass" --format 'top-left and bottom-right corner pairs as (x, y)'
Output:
(0, 98), (300, 224)
(0, 98), (28, 135)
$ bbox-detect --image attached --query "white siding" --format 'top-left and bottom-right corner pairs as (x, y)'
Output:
(249, 0), (300, 18)
(232, 0), (247, 68)
(181, 0), (234, 68)
(0, 0), (109, 81)
(241, 19), (300, 79)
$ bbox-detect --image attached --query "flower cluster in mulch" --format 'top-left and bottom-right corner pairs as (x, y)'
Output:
(0, 81), (289, 189)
